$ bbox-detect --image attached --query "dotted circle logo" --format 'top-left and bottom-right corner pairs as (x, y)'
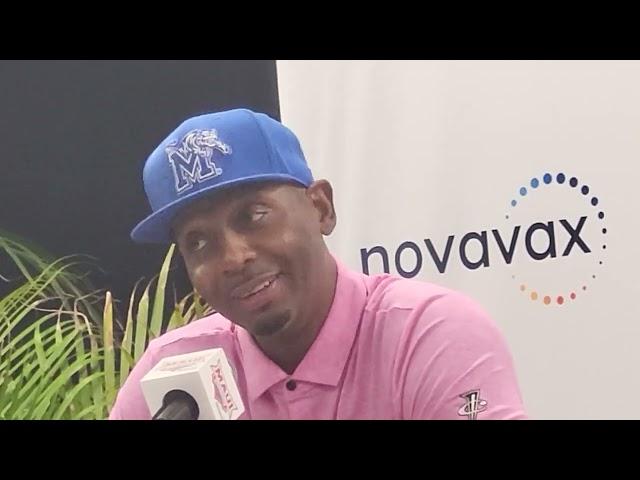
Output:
(506, 172), (606, 305)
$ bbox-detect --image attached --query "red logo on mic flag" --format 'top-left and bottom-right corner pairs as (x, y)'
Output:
(211, 360), (239, 418)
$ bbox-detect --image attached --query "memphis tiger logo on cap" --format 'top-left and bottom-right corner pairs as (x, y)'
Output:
(165, 128), (232, 194)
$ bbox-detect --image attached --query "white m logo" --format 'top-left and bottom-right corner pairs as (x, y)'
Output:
(166, 129), (232, 194)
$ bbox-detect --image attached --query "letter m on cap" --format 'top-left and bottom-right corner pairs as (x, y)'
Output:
(167, 149), (221, 194)
(165, 129), (231, 194)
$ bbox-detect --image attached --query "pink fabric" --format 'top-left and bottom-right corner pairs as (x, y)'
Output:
(110, 259), (527, 420)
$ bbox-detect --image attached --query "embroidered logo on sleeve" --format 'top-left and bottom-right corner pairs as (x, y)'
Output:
(457, 389), (488, 420)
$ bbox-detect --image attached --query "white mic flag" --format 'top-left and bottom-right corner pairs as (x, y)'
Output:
(140, 348), (245, 420)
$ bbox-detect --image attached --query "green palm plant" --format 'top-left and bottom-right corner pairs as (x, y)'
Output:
(0, 233), (212, 419)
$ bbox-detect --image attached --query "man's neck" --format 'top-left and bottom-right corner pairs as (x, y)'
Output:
(254, 254), (338, 375)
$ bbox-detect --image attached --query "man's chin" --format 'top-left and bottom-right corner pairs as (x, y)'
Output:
(250, 311), (292, 337)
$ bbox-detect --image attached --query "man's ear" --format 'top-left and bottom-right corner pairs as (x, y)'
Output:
(306, 180), (337, 235)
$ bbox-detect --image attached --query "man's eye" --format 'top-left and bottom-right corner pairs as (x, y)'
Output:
(251, 210), (267, 222)
(189, 238), (207, 252)
(243, 206), (268, 223)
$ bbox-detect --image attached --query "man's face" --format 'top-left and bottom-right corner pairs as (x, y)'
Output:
(172, 180), (336, 339)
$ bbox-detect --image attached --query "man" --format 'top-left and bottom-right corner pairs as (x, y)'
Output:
(110, 108), (527, 420)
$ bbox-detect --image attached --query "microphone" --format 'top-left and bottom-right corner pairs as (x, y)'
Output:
(152, 390), (199, 420)
(140, 348), (245, 420)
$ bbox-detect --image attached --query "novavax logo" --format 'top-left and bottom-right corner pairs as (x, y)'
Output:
(360, 172), (607, 305)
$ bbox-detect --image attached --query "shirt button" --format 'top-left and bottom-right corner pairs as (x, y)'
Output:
(286, 379), (297, 391)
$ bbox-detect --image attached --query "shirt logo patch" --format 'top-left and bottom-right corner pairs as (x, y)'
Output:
(457, 389), (488, 420)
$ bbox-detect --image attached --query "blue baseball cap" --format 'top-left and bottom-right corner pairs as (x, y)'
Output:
(131, 109), (314, 244)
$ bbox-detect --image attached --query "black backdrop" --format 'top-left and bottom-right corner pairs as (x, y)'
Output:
(0, 60), (280, 310)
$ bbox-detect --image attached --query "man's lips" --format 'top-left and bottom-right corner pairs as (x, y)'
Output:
(230, 273), (280, 300)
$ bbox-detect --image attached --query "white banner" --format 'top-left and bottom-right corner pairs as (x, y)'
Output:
(277, 60), (640, 419)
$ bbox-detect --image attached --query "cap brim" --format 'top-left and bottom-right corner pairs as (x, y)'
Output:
(131, 174), (310, 244)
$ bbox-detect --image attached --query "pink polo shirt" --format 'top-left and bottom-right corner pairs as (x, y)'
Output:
(109, 258), (527, 420)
